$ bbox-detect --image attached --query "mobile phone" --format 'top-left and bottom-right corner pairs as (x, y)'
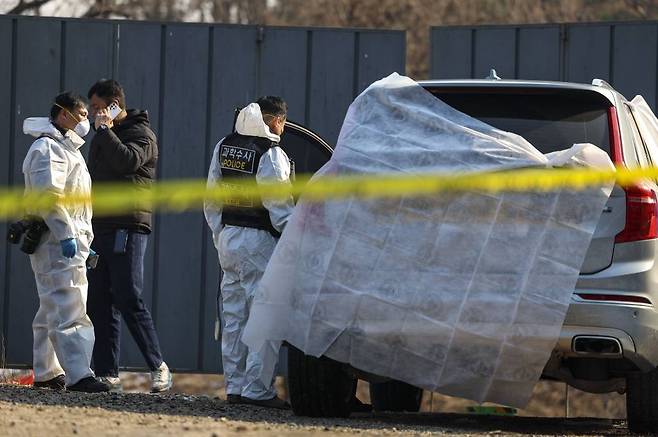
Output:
(113, 229), (129, 254)
(86, 252), (99, 269)
(108, 102), (121, 120)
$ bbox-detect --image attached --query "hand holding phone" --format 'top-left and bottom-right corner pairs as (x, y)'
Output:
(107, 102), (121, 120)
(94, 101), (121, 130)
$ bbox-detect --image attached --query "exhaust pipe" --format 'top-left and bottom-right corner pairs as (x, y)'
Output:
(572, 336), (622, 356)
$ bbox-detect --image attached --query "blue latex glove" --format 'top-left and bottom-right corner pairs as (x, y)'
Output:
(89, 248), (97, 257)
(60, 238), (77, 258)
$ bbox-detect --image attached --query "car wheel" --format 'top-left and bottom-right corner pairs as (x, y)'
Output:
(369, 380), (423, 412)
(626, 367), (658, 433)
(287, 345), (356, 417)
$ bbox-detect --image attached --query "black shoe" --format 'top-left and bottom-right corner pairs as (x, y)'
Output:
(33, 375), (66, 391)
(226, 394), (243, 404)
(241, 396), (290, 410)
(67, 376), (111, 393)
(351, 396), (373, 413)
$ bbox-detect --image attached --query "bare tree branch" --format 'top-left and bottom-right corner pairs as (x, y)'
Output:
(82, 0), (143, 19)
(8, 0), (52, 14)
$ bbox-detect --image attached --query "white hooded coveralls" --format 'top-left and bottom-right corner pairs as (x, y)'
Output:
(22, 117), (96, 386)
(204, 103), (294, 400)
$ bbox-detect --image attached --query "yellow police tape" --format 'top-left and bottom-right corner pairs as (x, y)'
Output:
(1, 165), (658, 221)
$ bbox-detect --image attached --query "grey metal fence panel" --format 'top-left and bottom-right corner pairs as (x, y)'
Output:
(155, 24), (210, 371)
(357, 31), (406, 93)
(518, 26), (561, 80)
(612, 24), (658, 109)
(566, 24), (611, 83)
(0, 17), (12, 361)
(260, 28), (308, 123)
(6, 18), (62, 365)
(0, 15), (405, 373)
(431, 22), (658, 108)
(117, 22), (163, 135)
(430, 28), (472, 79)
(209, 26), (259, 141)
(63, 21), (115, 100)
(115, 22), (163, 368)
(201, 247), (221, 372)
(474, 28), (516, 79)
(308, 30), (355, 144)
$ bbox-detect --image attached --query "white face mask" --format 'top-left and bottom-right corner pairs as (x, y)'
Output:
(74, 118), (90, 138)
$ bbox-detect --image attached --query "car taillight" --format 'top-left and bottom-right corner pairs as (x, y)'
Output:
(608, 107), (658, 243)
(609, 106), (623, 165)
(615, 184), (658, 243)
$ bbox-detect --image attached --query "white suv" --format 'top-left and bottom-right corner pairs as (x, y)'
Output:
(281, 78), (658, 433)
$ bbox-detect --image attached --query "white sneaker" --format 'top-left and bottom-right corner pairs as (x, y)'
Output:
(151, 362), (172, 393)
(98, 376), (122, 393)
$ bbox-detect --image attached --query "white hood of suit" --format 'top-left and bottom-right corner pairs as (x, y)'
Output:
(234, 103), (280, 143)
(23, 117), (85, 150)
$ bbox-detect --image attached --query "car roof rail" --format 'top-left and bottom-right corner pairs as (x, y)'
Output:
(485, 68), (501, 80)
(592, 78), (614, 90)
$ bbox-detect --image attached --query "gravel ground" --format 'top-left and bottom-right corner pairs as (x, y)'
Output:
(0, 383), (633, 437)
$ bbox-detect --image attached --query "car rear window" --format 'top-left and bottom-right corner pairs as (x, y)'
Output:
(428, 87), (612, 155)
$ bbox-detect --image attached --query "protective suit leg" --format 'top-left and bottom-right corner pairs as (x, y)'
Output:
(30, 234), (96, 386)
(241, 249), (279, 400)
(219, 265), (249, 396)
(242, 339), (280, 400)
(32, 301), (64, 382)
(218, 227), (278, 401)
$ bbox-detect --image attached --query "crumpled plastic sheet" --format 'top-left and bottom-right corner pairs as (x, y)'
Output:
(243, 73), (614, 408)
(628, 94), (658, 153)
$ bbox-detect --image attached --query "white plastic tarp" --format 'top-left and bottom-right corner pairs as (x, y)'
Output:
(629, 95), (658, 162)
(243, 73), (614, 408)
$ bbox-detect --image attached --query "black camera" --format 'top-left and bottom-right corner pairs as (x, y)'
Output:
(6, 216), (49, 254)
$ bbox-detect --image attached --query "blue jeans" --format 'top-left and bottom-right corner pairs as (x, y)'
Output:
(87, 229), (163, 377)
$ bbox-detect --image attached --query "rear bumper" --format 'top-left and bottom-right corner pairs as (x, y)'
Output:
(560, 239), (658, 372)
(555, 299), (658, 372)
(541, 301), (657, 393)
(543, 323), (634, 393)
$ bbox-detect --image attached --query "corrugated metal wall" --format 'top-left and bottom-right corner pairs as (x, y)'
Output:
(430, 22), (658, 109)
(0, 15), (405, 373)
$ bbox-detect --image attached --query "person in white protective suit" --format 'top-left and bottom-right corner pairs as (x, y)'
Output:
(21, 92), (109, 393)
(204, 97), (293, 409)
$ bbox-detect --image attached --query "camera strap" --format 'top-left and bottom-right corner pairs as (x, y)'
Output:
(38, 133), (61, 143)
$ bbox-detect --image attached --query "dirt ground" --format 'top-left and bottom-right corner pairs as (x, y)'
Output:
(117, 372), (628, 419)
(0, 373), (633, 437)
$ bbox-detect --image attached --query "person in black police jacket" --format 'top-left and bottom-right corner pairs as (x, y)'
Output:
(86, 79), (172, 393)
(204, 97), (293, 409)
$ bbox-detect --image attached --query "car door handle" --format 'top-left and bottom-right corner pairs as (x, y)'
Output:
(602, 206), (613, 213)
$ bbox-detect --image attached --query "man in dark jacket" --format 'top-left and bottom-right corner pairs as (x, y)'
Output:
(86, 79), (172, 393)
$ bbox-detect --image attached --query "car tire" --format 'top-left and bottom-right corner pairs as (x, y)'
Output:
(287, 346), (356, 417)
(626, 367), (658, 433)
(369, 380), (423, 412)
